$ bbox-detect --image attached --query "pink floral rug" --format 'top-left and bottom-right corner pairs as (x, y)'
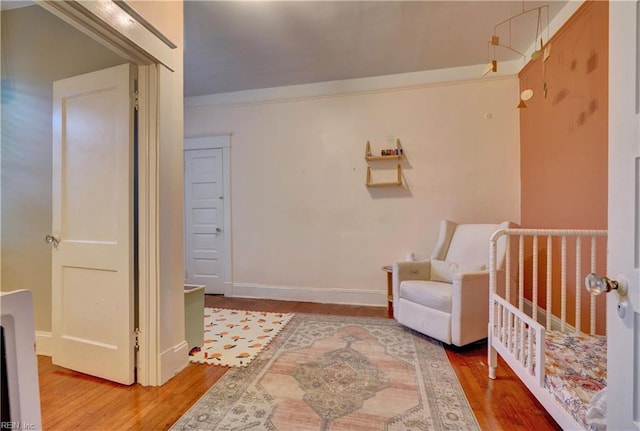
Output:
(174, 313), (479, 430)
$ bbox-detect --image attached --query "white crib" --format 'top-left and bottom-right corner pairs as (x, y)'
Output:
(488, 228), (608, 431)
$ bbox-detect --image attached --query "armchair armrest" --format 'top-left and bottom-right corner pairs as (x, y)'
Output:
(392, 260), (431, 317)
(450, 269), (505, 346)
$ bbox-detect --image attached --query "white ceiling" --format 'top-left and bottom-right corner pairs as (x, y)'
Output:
(2, 0), (568, 97)
(184, 1), (568, 98)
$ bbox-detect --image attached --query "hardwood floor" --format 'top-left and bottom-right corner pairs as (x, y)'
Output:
(38, 296), (561, 430)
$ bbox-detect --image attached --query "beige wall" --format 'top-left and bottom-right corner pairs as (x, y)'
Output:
(0, 5), (125, 332)
(185, 76), (521, 304)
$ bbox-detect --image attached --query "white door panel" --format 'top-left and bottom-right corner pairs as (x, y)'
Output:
(607, 2), (639, 429)
(51, 63), (135, 385)
(185, 148), (225, 294)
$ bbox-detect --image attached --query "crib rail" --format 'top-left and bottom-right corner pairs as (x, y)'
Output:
(488, 228), (606, 430)
(489, 228), (607, 335)
(490, 294), (545, 386)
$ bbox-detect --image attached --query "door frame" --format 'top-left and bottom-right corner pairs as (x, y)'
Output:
(184, 135), (232, 296)
(36, 0), (176, 386)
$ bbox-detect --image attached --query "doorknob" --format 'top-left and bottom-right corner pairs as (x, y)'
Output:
(585, 273), (627, 296)
(45, 234), (60, 249)
(585, 273), (629, 318)
(215, 227), (222, 234)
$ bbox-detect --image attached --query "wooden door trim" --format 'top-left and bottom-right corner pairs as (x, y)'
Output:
(136, 65), (159, 386)
(36, 1), (167, 386)
(35, 0), (175, 70)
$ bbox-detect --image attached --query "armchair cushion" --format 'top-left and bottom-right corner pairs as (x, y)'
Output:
(399, 280), (452, 314)
(445, 224), (504, 265)
(430, 259), (486, 283)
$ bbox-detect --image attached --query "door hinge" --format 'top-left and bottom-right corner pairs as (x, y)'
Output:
(134, 328), (141, 350)
(133, 90), (140, 111)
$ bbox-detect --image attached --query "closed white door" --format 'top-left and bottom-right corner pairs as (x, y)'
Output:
(184, 148), (225, 294)
(607, 1), (639, 429)
(51, 64), (135, 385)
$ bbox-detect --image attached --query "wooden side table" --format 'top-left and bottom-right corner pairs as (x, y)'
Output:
(382, 265), (393, 318)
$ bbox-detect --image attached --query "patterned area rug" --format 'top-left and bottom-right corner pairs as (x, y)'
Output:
(189, 308), (294, 367)
(173, 313), (479, 430)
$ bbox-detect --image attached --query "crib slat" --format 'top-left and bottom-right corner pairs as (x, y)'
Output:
(546, 236), (553, 330)
(518, 318), (525, 362)
(561, 236), (567, 331)
(590, 236), (597, 335)
(497, 302), (503, 341)
(535, 327), (545, 387)
(505, 236), (511, 304)
(575, 237), (582, 333)
(507, 309), (513, 352)
(532, 235), (539, 323)
(527, 326), (534, 375)
(518, 235), (524, 311)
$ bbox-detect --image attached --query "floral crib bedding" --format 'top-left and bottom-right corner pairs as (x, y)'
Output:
(544, 330), (607, 430)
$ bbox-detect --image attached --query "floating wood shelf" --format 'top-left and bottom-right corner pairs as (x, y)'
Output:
(365, 164), (402, 187)
(365, 154), (404, 161)
(365, 139), (404, 161)
(364, 139), (404, 187)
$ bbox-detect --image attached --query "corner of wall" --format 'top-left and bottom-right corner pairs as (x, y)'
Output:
(159, 341), (189, 385)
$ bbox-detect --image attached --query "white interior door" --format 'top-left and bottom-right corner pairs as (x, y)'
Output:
(184, 148), (225, 294)
(51, 63), (135, 385)
(607, 2), (639, 429)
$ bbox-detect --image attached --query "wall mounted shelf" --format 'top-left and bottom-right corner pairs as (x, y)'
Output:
(364, 139), (405, 187)
(365, 164), (402, 187)
(364, 139), (404, 161)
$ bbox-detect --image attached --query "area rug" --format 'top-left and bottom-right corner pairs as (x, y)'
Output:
(189, 308), (294, 367)
(173, 313), (480, 430)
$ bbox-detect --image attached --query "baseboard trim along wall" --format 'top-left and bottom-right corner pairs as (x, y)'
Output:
(522, 298), (577, 332)
(159, 341), (189, 385)
(36, 331), (190, 385)
(35, 331), (53, 357)
(231, 283), (387, 307)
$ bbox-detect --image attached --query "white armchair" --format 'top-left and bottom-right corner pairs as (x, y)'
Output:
(392, 220), (516, 347)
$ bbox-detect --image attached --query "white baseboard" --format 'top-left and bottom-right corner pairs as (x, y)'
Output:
(37, 331), (190, 386)
(224, 280), (233, 297)
(230, 283), (387, 307)
(522, 298), (576, 332)
(159, 341), (189, 385)
(35, 331), (52, 357)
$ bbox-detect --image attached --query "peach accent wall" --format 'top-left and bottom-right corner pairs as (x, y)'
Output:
(519, 1), (608, 333)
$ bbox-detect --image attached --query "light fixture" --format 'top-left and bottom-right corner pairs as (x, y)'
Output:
(482, 42), (498, 76)
(543, 44), (551, 61)
(517, 88), (533, 108)
(482, 59), (498, 76)
(483, 3), (550, 77)
(530, 8), (544, 60)
(520, 89), (534, 101)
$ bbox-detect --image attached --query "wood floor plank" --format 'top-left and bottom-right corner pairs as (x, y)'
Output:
(37, 296), (561, 430)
